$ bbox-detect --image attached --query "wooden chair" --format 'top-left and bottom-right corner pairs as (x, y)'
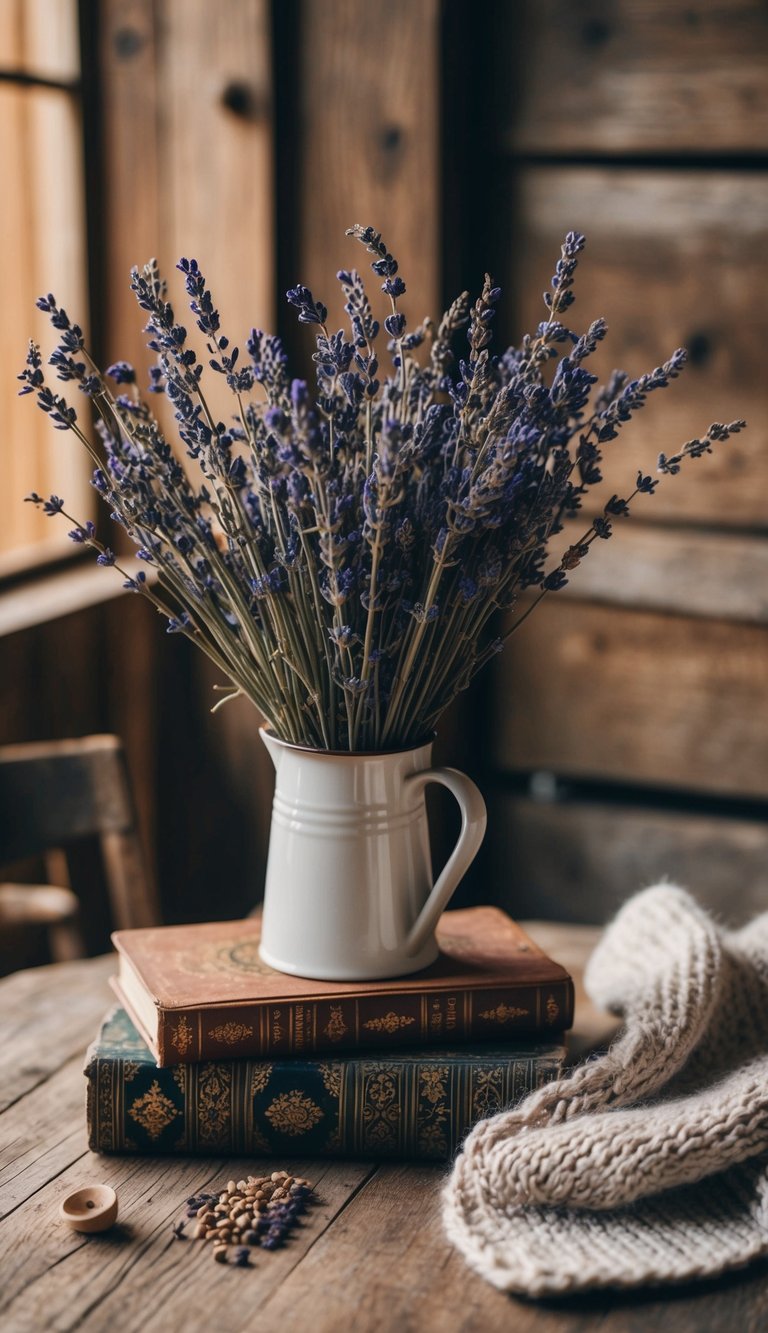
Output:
(0, 735), (159, 963)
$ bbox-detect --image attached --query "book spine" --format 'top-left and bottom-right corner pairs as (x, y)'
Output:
(86, 1048), (563, 1160)
(155, 978), (573, 1065)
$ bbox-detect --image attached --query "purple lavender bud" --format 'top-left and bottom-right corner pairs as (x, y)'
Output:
(106, 360), (136, 384)
(384, 313), (406, 338)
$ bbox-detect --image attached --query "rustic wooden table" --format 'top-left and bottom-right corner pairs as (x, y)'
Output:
(2, 941), (768, 1332)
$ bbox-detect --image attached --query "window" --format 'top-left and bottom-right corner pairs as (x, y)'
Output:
(0, 0), (92, 575)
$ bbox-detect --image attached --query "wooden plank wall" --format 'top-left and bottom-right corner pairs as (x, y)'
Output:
(483, 0), (768, 924)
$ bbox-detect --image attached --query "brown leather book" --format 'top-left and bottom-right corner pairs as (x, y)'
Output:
(110, 907), (573, 1066)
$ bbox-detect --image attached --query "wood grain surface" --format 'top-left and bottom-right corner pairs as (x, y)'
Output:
(2, 948), (767, 1332)
(0, 0), (80, 81)
(281, 0), (441, 358)
(497, 0), (768, 154)
(493, 597), (768, 799)
(491, 797), (768, 927)
(557, 523), (768, 626)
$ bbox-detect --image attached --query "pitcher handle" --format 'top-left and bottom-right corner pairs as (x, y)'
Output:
(403, 766), (487, 957)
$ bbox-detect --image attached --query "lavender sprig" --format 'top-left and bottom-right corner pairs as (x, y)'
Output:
(21, 228), (745, 750)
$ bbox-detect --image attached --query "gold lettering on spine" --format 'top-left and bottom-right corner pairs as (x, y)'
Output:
(271, 1008), (284, 1045)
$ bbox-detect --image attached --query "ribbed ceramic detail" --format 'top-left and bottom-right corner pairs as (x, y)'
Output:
(258, 728), (487, 981)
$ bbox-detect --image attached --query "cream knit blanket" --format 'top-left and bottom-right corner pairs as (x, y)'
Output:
(443, 885), (768, 1295)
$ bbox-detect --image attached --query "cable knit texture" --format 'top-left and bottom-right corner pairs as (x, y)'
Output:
(443, 885), (768, 1296)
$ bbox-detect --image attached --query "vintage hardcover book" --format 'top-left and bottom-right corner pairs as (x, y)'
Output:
(86, 1008), (566, 1161)
(110, 907), (573, 1065)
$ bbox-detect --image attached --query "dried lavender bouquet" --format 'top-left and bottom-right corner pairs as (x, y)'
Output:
(22, 227), (744, 751)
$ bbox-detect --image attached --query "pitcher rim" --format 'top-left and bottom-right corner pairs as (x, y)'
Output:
(259, 725), (435, 759)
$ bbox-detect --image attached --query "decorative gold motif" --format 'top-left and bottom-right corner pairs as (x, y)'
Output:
(318, 1062), (342, 1098)
(172, 1065), (186, 1093)
(171, 1015), (193, 1056)
(478, 1002), (529, 1023)
(128, 1080), (181, 1141)
(250, 1063), (273, 1097)
(98, 1064), (114, 1151)
(196, 1064), (232, 1149)
(123, 1061), (140, 1083)
(362, 1011), (416, 1035)
(418, 1121), (450, 1155)
(322, 1005), (348, 1042)
(208, 1020), (255, 1045)
(417, 1066), (450, 1158)
(470, 1066), (505, 1120)
(361, 1067), (401, 1147)
(546, 993), (560, 1025)
(265, 1091), (323, 1136)
(419, 1066), (449, 1104)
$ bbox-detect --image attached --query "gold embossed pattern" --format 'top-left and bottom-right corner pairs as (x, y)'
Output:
(322, 1005), (349, 1042)
(208, 1021), (255, 1045)
(361, 1068), (402, 1147)
(250, 1063), (273, 1096)
(363, 1012), (416, 1035)
(128, 1081), (181, 1141)
(265, 1091), (324, 1135)
(171, 1015), (193, 1056)
(196, 1065), (232, 1149)
(478, 1002), (529, 1023)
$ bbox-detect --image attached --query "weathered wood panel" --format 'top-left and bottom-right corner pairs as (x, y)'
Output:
(0, 80), (91, 568)
(491, 796), (768, 926)
(0, 0), (79, 81)
(100, 0), (274, 409)
(284, 0), (441, 358)
(502, 167), (766, 527)
(557, 522), (768, 625)
(0, 954), (113, 1111)
(492, 598), (768, 798)
(496, 0), (768, 154)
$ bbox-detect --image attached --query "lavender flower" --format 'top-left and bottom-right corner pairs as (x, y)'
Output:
(21, 227), (744, 750)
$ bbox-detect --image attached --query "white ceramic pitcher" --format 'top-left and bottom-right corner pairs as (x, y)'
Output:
(258, 728), (487, 980)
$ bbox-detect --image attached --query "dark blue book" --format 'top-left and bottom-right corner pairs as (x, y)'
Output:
(86, 1008), (565, 1161)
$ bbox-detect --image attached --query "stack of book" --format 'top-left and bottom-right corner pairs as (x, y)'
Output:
(85, 907), (573, 1161)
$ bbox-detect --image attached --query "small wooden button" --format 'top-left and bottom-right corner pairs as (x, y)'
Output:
(59, 1184), (118, 1233)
